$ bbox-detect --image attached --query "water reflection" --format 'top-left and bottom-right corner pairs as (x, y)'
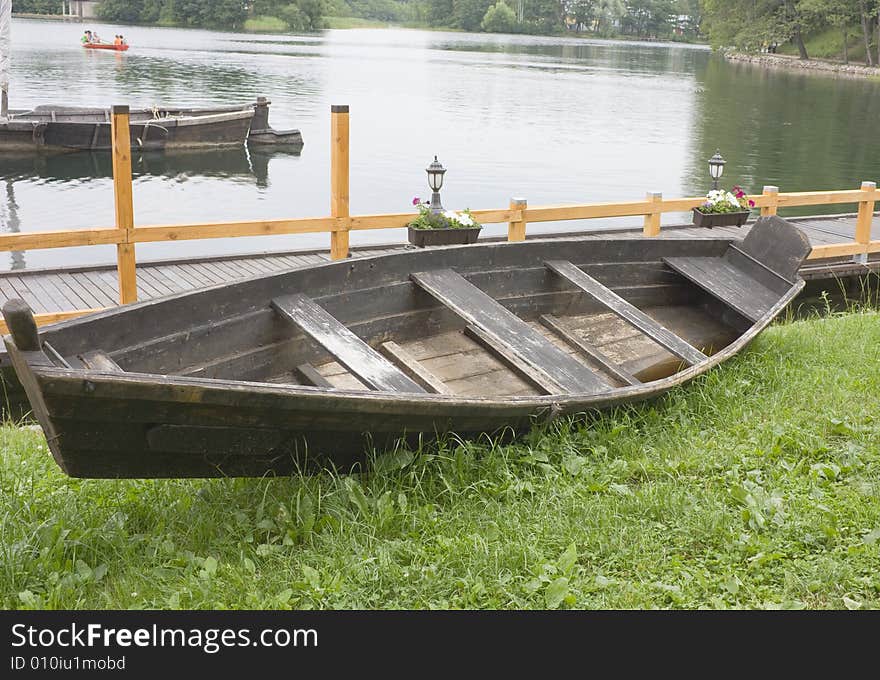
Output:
(687, 56), (880, 212)
(1, 144), (301, 187)
(0, 181), (26, 271)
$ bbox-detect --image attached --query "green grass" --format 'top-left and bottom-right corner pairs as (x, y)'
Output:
(324, 16), (402, 29)
(2, 310), (880, 610)
(243, 16), (290, 33)
(777, 26), (875, 63)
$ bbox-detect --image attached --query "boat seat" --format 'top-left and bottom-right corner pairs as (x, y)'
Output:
(410, 268), (610, 395)
(271, 294), (425, 393)
(544, 260), (707, 366)
(662, 215), (810, 324)
(661, 256), (780, 323)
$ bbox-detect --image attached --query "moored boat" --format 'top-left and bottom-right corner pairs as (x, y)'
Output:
(0, 98), (303, 152)
(1, 216), (812, 479)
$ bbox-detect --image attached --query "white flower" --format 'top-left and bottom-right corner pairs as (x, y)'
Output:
(457, 214), (473, 226)
(443, 210), (459, 220)
(726, 192), (739, 205)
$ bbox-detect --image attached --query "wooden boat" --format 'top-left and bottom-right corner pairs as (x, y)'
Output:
(83, 43), (130, 51)
(1, 216), (812, 479)
(0, 98), (303, 152)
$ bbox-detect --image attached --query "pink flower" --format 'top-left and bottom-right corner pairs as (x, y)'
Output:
(412, 197), (421, 206)
(748, 199), (755, 207)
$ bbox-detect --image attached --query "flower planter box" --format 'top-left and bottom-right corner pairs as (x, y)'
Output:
(407, 226), (482, 247)
(692, 208), (751, 228)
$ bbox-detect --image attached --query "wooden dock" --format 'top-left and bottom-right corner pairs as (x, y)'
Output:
(0, 214), (876, 316)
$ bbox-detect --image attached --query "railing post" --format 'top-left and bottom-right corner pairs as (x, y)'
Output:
(854, 180), (876, 264)
(760, 185), (779, 217)
(111, 105), (137, 304)
(507, 198), (527, 241)
(642, 191), (662, 237)
(330, 105), (350, 260)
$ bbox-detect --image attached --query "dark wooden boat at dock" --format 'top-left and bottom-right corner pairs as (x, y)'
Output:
(0, 97), (303, 152)
(1, 216), (811, 479)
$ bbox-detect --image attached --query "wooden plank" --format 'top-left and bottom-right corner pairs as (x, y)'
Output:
(330, 105), (350, 260)
(69, 272), (116, 306)
(662, 257), (779, 323)
(29, 274), (82, 310)
(79, 350), (124, 373)
(293, 363), (333, 388)
(19, 275), (65, 312)
(464, 324), (562, 394)
(643, 192), (662, 237)
(272, 293), (425, 393)
(540, 314), (642, 386)
(380, 341), (451, 394)
(0, 228), (121, 253)
(136, 269), (176, 297)
(545, 260), (707, 366)
(51, 273), (97, 309)
(151, 265), (201, 291)
(6, 276), (46, 313)
(0, 276), (20, 303)
(507, 198), (527, 242)
(855, 182), (876, 246)
(111, 106), (137, 305)
(410, 268), (609, 394)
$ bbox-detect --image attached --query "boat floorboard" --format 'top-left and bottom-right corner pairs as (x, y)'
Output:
(0, 214), (875, 315)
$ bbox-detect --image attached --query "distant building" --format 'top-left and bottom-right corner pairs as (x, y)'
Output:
(63, 1), (100, 20)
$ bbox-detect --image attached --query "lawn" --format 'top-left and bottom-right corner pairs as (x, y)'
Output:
(1, 311), (878, 610)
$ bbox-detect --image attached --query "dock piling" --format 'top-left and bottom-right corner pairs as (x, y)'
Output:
(111, 105), (137, 304)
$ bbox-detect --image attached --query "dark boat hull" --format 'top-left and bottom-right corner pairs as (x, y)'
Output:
(0, 100), (303, 152)
(2, 219), (812, 478)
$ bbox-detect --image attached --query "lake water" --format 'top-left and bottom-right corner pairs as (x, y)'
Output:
(2, 18), (879, 270)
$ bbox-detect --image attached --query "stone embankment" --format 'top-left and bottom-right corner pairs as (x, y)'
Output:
(724, 51), (880, 78)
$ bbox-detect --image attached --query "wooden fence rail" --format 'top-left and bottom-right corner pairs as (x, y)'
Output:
(0, 105), (877, 331)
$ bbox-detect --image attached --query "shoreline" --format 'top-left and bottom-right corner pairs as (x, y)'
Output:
(723, 51), (880, 78)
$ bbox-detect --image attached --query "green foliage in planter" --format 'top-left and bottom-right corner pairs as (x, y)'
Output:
(408, 203), (481, 230)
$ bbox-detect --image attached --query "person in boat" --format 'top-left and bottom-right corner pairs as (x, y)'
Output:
(81, 30), (93, 44)
(113, 35), (122, 46)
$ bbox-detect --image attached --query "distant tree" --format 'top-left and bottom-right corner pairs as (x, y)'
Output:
(453, 0), (494, 31)
(97, 0), (145, 23)
(594, 0), (623, 35)
(12, 0), (63, 13)
(481, 0), (517, 31)
(426, 0), (454, 25)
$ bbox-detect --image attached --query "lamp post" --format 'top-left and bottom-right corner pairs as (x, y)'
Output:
(708, 149), (726, 191)
(426, 155), (446, 214)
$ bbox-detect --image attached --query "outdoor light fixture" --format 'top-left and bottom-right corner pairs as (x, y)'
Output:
(708, 149), (726, 190)
(426, 155), (446, 214)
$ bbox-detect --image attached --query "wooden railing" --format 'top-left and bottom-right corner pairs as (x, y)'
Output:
(0, 105), (877, 331)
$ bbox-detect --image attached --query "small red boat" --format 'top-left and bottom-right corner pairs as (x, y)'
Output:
(83, 43), (129, 51)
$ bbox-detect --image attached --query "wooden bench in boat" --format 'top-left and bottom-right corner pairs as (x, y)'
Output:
(271, 294), (426, 393)
(544, 260), (708, 367)
(662, 215), (812, 324)
(410, 269), (610, 395)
